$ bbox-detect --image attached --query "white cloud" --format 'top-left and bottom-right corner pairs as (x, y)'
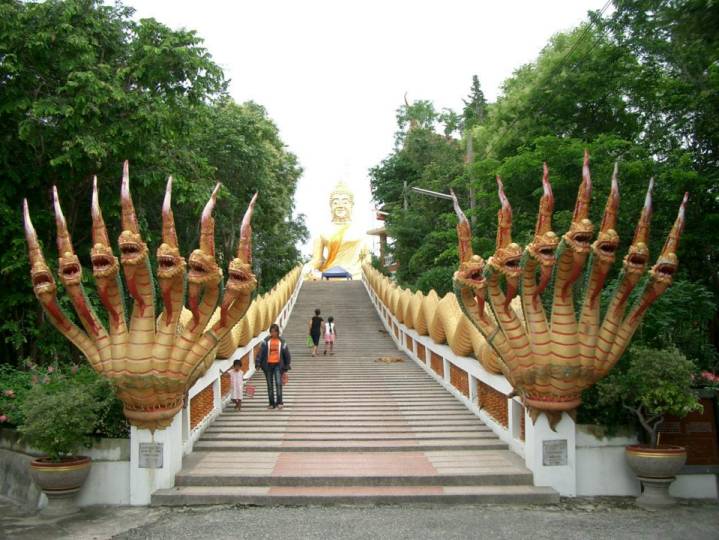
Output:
(125, 0), (607, 254)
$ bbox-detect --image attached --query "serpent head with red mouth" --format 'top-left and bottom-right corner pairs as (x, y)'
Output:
(187, 184), (223, 329)
(487, 177), (522, 309)
(157, 243), (185, 280)
(564, 151), (595, 255)
(31, 261), (56, 298)
(156, 177), (186, 282)
(118, 230), (148, 266)
(90, 177), (120, 280)
(51, 186), (84, 288)
(527, 232), (559, 266)
(219, 193), (258, 327)
(525, 164), (559, 305)
(592, 163), (621, 265)
(91, 244), (119, 279)
(623, 178), (655, 278)
(650, 192), (687, 286)
(563, 219), (594, 254)
(24, 199), (67, 329)
(450, 189), (488, 319)
(623, 242), (649, 274)
(593, 230), (620, 262)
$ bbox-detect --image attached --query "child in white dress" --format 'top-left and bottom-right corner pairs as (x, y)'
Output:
(229, 359), (244, 411)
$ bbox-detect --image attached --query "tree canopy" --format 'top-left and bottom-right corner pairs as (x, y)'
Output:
(369, 0), (718, 371)
(0, 0), (307, 366)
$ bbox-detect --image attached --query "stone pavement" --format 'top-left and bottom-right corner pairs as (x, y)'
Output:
(2, 495), (718, 540)
(154, 281), (555, 505)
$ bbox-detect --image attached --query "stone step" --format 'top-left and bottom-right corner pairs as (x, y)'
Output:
(210, 414), (482, 422)
(200, 426), (486, 434)
(200, 431), (495, 440)
(174, 450), (530, 485)
(152, 485), (559, 506)
(192, 439), (508, 452)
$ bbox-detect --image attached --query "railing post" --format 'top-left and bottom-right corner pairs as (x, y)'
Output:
(129, 414), (184, 505)
(524, 411), (577, 496)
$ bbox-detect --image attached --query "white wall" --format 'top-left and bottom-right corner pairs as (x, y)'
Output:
(576, 425), (719, 499)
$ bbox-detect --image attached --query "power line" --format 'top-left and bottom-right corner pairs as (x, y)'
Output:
(486, 0), (614, 157)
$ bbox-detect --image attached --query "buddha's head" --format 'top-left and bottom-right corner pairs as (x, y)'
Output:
(330, 182), (354, 223)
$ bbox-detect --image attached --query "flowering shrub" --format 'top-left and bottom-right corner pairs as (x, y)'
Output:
(697, 371), (719, 390)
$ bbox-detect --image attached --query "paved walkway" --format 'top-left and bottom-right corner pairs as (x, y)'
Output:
(2, 495), (718, 540)
(153, 281), (555, 505)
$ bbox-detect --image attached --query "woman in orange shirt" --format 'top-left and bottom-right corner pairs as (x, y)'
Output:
(255, 323), (292, 409)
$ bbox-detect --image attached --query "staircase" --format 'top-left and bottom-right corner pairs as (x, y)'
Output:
(152, 281), (558, 505)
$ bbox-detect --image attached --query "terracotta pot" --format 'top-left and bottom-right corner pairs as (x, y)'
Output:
(30, 456), (92, 498)
(625, 445), (686, 509)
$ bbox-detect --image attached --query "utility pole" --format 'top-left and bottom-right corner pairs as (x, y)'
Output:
(465, 131), (477, 228)
(403, 181), (408, 210)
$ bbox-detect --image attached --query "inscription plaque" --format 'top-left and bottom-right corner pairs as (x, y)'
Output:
(138, 442), (164, 469)
(542, 439), (568, 466)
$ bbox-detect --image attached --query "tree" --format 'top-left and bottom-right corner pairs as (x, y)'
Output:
(369, 2), (717, 372)
(0, 0), (306, 366)
(462, 75), (487, 130)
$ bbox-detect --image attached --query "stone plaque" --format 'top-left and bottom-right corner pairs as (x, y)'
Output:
(138, 442), (164, 469)
(542, 439), (568, 466)
(687, 421), (712, 434)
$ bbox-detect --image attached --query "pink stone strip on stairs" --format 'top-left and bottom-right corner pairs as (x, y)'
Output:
(152, 281), (558, 505)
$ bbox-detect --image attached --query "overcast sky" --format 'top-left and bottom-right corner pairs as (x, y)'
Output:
(126, 0), (608, 255)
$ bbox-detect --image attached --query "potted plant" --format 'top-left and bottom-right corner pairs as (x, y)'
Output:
(597, 345), (702, 509)
(18, 367), (104, 512)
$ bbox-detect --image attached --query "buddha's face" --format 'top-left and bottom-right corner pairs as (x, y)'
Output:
(330, 193), (353, 222)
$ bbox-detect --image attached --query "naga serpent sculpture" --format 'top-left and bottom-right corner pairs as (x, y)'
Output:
(451, 151), (687, 425)
(23, 161), (259, 430)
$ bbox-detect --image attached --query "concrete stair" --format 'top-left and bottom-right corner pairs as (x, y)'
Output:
(152, 281), (558, 505)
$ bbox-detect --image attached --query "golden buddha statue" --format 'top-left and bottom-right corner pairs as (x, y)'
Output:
(307, 182), (369, 279)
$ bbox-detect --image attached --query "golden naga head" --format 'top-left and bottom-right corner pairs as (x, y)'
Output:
(156, 177), (186, 281)
(526, 163), (559, 266)
(221, 192), (259, 327)
(452, 152), (687, 426)
(591, 163), (621, 264)
(623, 178), (654, 276)
(118, 161), (149, 266)
(188, 183), (223, 286)
(23, 161), (260, 431)
(563, 151), (594, 254)
(488, 177), (522, 278)
(52, 186), (83, 288)
(450, 189), (486, 293)
(650, 192), (687, 285)
(90, 177), (120, 279)
(23, 200), (57, 300)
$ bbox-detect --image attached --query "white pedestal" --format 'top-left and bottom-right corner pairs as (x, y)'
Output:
(524, 411), (577, 496)
(129, 413), (184, 505)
